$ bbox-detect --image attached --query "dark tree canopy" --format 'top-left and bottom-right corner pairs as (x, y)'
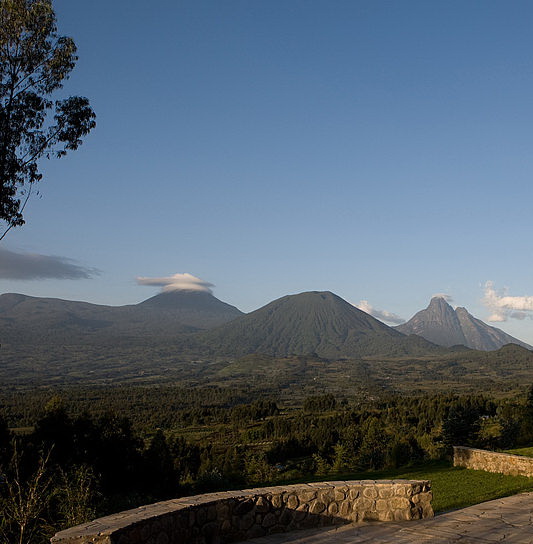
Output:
(0, 0), (95, 238)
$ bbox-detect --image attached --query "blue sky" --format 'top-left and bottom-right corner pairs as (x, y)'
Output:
(2, 0), (533, 343)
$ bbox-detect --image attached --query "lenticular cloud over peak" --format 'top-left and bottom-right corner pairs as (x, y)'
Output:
(432, 293), (454, 303)
(136, 273), (214, 294)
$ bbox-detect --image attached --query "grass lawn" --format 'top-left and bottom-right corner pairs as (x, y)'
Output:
(393, 463), (533, 512)
(505, 446), (533, 457)
(289, 460), (533, 513)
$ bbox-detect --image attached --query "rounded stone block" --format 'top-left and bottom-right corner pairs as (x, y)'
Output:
(239, 513), (254, 531)
(293, 504), (309, 521)
(271, 494), (283, 509)
(206, 505), (217, 521)
(328, 502), (339, 516)
(235, 499), (254, 515)
(318, 489), (334, 503)
(262, 513), (277, 528)
(422, 502), (434, 518)
(278, 509), (293, 526)
(309, 500), (326, 514)
(286, 494), (299, 509)
(378, 510), (394, 522)
(362, 487), (378, 499)
(353, 497), (374, 511)
(339, 501), (352, 517)
(393, 508), (412, 521)
(390, 497), (411, 510)
(255, 496), (271, 513)
(299, 491), (317, 502)
(215, 501), (230, 519)
(394, 486), (407, 497)
(378, 486), (394, 499)
(361, 511), (380, 522)
(334, 490), (347, 501)
(348, 488), (360, 500)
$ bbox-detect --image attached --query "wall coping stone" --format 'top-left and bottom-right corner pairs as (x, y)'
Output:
(51, 479), (433, 544)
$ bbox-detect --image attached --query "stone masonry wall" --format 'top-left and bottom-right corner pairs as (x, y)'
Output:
(454, 446), (533, 477)
(51, 480), (432, 544)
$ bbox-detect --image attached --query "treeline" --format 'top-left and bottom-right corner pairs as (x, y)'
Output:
(0, 386), (269, 430)
(2, 388), (533, 543)
(257, 393), (529, 474)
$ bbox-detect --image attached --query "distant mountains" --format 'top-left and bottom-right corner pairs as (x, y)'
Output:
(0, 290), (243, 343)
(1, 289), (531, 370)
(201, 291), (444, 358)
(2, 288), (533, 387)
(395, 296), (532, 351)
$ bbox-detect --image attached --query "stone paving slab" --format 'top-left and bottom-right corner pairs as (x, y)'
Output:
(239, 492), (533, 544)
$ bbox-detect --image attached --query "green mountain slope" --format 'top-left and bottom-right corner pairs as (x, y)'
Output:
(0, 290), (243, 344)
(201, 291), (445, 358)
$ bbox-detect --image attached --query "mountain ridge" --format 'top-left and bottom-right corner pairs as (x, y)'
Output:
(201, 291), (446, 358)
(0, 290), (244, 343)
(395, 296), (532, 350)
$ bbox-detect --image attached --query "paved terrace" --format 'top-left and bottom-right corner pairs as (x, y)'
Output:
(241, 492), (533, 543)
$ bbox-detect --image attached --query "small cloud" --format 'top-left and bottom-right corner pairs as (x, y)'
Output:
(0, 247), (99, 280)
(483, 281), (533, 322)
(432, 293), (454, 303)
(487, 313), (506, 322)
(356, 300), (405, 325)
(136, 272), (213, 293)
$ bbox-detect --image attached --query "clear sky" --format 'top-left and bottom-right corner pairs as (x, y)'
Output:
(2, 0), (533, 343)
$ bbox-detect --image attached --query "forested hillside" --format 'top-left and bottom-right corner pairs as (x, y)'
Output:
(2, 385), (533, 543)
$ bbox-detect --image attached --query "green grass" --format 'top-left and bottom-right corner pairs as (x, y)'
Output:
(393, 463), (533, 512)
(504, 446), (533, 458)
(281, 461), (533, 513)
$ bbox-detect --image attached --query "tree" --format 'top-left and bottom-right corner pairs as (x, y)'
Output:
(357, 417), (389, 470)
(0, 0), (95, 239)
(442, 405), (480, 448)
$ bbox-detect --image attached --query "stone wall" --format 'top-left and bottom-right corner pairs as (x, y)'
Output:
(51, 480), (432, 544)
(454, 446), (533, 477)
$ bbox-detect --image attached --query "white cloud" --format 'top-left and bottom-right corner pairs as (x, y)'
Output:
(136, 273), (213, 293)
(0, 247), (99, 280)
(356, 300), (405, 325)
(432, 293), (454, 303)
(483, 281), (533, 322)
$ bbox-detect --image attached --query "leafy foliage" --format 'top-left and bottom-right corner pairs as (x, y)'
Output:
(0, 0), (95, 235)
(1, 385), (533, 541)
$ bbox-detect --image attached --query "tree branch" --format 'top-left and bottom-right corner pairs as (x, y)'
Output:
(0, 183), (33, 242)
